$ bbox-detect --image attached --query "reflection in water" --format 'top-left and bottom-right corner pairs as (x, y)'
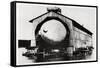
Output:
(17, 47), (94, 65)
(21, 48), (93, 63)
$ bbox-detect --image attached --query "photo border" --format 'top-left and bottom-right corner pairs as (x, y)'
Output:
(10, 1), (98, 67)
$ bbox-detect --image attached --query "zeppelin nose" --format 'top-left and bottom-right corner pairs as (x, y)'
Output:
(39, 19), (67, 42)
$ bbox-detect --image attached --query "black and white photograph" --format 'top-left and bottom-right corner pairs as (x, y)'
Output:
(11, 1), (98, 67)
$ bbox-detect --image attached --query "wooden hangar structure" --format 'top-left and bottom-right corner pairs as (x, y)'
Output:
(28, 7), (93, 56)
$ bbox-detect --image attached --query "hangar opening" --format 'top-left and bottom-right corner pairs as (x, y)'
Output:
(35, 17), (70, 52)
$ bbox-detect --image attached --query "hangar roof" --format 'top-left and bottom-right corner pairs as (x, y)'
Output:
(29, 7), (92, 35)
